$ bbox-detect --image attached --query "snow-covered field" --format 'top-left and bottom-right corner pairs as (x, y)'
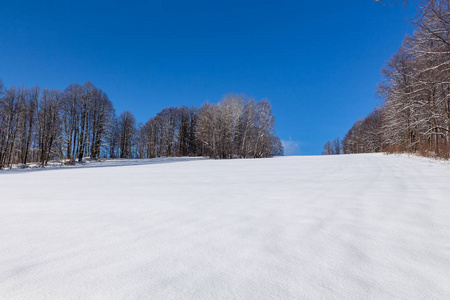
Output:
(1, 153), (450, 299)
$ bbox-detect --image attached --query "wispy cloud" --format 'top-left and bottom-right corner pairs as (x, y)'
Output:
(281, 139), (300, 156)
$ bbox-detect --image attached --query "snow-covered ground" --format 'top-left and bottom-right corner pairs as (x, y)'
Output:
(1, 153), (450, 299)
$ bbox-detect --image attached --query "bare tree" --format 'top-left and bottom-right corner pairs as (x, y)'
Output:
(37, 89), (62, 165)
(0, 86), (21, 168)
(322, 141), (335, 155)
(118, 111), (136, 159)
(333, 137), (341, 154)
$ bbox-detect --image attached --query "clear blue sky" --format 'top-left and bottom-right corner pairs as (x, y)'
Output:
(0, 0), (418, 155)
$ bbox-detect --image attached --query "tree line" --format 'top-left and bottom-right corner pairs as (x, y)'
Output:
(324, 0), (450, 159)
(0, 79), (283, 169)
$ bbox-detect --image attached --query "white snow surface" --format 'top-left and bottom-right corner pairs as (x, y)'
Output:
(1, 153), (450, 299)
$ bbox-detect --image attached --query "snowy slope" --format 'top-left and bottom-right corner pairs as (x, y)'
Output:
(1, 153), (450, 299)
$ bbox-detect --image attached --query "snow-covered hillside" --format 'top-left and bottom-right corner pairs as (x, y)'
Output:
(1, 154), (449, 299)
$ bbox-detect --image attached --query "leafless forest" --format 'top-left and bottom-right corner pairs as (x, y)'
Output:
(0, 81), (283, 169)
(324, 0), (450, 159)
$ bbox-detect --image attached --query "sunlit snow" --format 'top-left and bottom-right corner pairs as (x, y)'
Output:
(1, 153), (449, 299)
